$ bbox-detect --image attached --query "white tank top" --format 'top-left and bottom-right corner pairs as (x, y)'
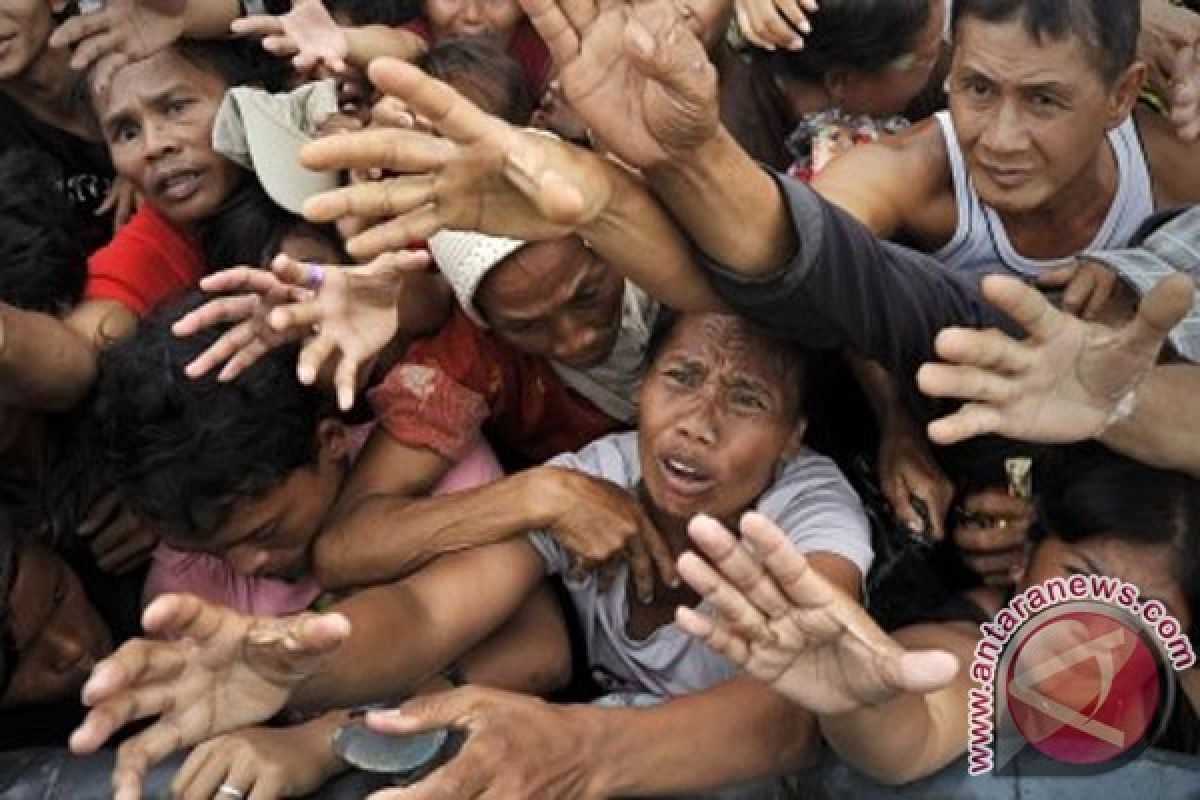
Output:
(933, 110), (1155, 283)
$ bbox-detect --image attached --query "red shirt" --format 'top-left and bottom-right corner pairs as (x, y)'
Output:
(84, 204), (205, 318)
(403, 18), (552, 99)
(369, 309), (622, 464)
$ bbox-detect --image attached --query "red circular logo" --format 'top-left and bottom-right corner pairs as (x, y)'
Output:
(1005, 611), (1162, 765)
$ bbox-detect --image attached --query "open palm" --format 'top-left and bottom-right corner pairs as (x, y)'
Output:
(70, 594), (350, 800)
(675, 514), (959, 715)
(519, 0), (719, 169)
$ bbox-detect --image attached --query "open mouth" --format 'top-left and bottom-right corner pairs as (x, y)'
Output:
(154, 168), (205, 203)
(658, 453), (718, 498)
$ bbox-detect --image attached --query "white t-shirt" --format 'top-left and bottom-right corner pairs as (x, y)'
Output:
(527, 431), (873, 701)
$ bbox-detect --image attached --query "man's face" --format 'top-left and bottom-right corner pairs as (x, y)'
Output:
(637, 314), (805, 524)
(947, 16), (1134, 215)
(0, 541), (112, 710)
(0, 0), (54, 80)
(477, 237), (626, 370)
(424, 0), (524, 44)
(95, 50), (243, 231)
(161, 422), (347, 581)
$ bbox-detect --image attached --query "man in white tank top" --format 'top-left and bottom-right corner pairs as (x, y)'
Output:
(808, 0), (1200, 557)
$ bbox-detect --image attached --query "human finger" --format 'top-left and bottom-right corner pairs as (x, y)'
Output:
(266, 300), (322, 334)
(49, 10), (112, 49)
(962, 547), (1026, 586)
(303, 175), (438, 224)
(638, 511), (679, 590)
(367, 59), (511, 145)
(1060, 267), (1096, 317)
(962, 488), (1032, 520)
(1121, 272), (1195, 356)
(296, 335), (337, 386)
(68, 27), (123, 73)
(345, 206), (443, 262)
(169, 739), (218, 800)
(685, 514), (795, 618)
(915, 362), (1018, 406)
(231, 14), (287, 36)
(517, 0), (582, 66)
(332, 351), (361, 412)
(735, 3), (771, 51)
(774, 0), (812, 44)
(219, 339), (271, 384)
(674, 606), (753, 667)
(198, 266), (287, 296)
(676, 551), (776, 643)
(1035, 263), (1078, 290)
(300, 126), (453, 177)
(174, 294), (263, 338)
(979, 274), (1066, 342)
(956, 521), (1028, 554)
(627, 536), (655, 605)
(185, 320), (265, 380)
(78, 493), (121, 536)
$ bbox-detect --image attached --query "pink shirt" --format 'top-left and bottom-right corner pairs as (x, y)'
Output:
(143, 437), (504, 615)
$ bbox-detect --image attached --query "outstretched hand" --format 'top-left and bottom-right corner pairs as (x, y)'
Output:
(173, 251), (431, 410)
(69, 594), (350, 800)
(675, 513), (958, 715)
(917, 273), (1195, 445)
(518, 0), (720, 169)
(49, 0), (187, 94)
(231, 0), (350, 75)
(301, 59), (612, 261)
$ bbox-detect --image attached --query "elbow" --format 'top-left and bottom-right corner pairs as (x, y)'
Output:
(311, 531), (357, 591)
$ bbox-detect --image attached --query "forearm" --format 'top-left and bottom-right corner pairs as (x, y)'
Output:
(1100, 364), (1200, 477)
(394, 271), (452, 338)
(644, 127), (796, 277)
(582, 677), (819, 796)
(848, 354), (920, 433)
(0, 304), (96, 410)
(344, 25), (428, 68)
(313, 467), (553, 590)
(583, 159), (726, 312)
(294, 539), (543, 710)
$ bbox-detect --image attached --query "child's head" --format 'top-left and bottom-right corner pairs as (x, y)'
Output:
(0, 149), (87, 314)
(90, 40), (283, 232)
(636, 312), (810, 525)
(78, 294), (349, 579)
(419, 36), (532, 124)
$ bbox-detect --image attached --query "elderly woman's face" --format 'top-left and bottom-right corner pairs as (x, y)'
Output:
(0, 0), (56, 81)
(637, 314), (806, 524)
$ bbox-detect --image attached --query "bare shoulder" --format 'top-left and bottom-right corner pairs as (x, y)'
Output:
(1136, 105), (1200, 208)
(813, 118), (956, 243)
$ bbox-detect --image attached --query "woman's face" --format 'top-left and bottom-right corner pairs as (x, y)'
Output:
(424, 0), (524, 45)
(1022, 535), (1192, 635)
(637, 314), (806, 525)
(0, 0), (56, 81)
(0, 541), (113, 710)
(95, 50), (243, 231)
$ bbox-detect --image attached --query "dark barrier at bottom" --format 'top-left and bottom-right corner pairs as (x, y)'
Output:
(1, 747), (1198, 799)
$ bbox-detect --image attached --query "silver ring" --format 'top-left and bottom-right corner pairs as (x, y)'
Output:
(217, 786), (245, 800)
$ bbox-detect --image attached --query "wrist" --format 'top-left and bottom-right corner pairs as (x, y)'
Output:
(563, 704), (621, 796)
(643, 126), (737, 191)
(522, 466), (569, 529)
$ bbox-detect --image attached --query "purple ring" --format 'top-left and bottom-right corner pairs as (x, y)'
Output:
(303, 263), (325, 291)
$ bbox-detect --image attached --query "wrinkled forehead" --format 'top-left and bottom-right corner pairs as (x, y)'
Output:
(951, 12), (1103, 82)
(657, 314), (800, 392)
(93, 49), (224, 120)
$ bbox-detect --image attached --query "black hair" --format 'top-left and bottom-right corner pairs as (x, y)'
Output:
(418, 36), (533, 125)
(766, 0), (932, 82)
(646, 310), (811, 419)
(0, 150), (87, 314)
(951, 0), (1139, 84)
(199, 180), (344, 270)
(175, 38), (289, 93)
(48, 292), (334, 543)
(1038, 444), (1200, 646)
(327, 0), (421, 26)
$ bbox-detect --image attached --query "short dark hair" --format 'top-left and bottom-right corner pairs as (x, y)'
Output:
(951, 0), (1139, 84)
(418, 36), (533, 125)
(0, 150), (87, 314)
(54, 293), (333, 541)
(199, 181), (344, 269)
(767, 0), (932, 81)
(175, 38), (289, 93)
(1038, 444), (1200, 647)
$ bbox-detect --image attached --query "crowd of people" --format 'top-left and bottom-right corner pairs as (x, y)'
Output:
(1, 0), (1199, 797)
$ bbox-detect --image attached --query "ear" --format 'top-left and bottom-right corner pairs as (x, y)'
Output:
(1105, 61), (1146, 129)
(780, 416), (809, 462)
(316, 419), (349, 464)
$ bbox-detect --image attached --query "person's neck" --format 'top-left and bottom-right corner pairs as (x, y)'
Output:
(995, 145), (1118, 260)
(0, 46), (97, 141)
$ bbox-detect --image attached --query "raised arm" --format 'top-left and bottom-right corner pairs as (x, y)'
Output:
(0, 304), (97, 410)
(299, 59), (725, 312)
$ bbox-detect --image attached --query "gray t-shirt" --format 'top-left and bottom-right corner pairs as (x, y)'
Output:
(528, 431), (872, 701)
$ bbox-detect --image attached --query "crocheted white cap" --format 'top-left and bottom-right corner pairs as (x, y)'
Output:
(428, 229), (526, 327)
